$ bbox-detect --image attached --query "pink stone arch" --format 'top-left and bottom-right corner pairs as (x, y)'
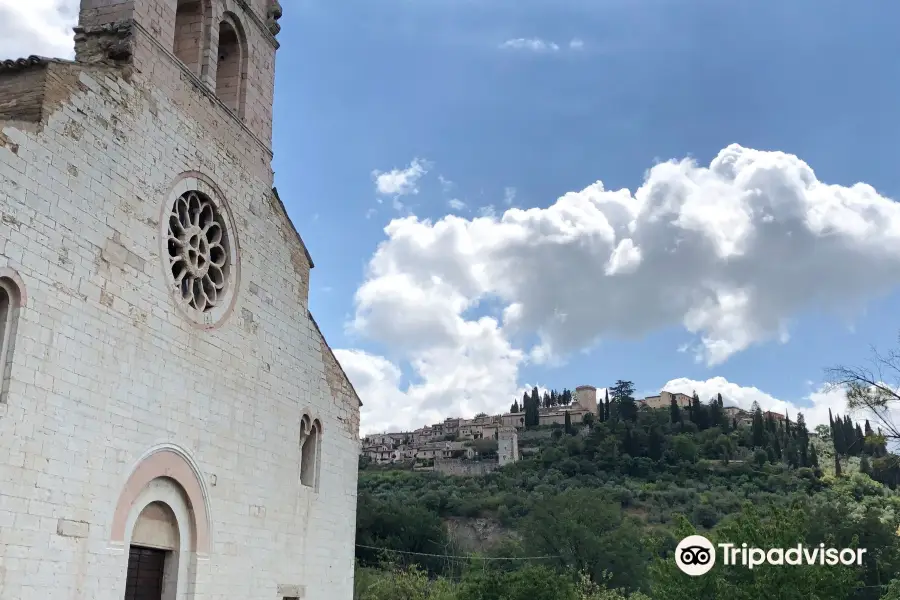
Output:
(111, 447), (211, 554)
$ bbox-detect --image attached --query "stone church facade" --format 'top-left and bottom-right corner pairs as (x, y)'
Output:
(0, 1), (361, 598)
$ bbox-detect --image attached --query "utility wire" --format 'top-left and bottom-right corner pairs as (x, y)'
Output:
(355, 543), (559, 561)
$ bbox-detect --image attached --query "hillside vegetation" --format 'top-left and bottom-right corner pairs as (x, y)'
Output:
(355, 383), (900, 600)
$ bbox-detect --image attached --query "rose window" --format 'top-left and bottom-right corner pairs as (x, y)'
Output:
(167, 191), (231, 313)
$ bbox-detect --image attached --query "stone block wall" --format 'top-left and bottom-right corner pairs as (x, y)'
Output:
(76, 0), (277, 148)
(432, 459), (500, 477)
(0, 23), (358, 600)
(0, 65), (48, 123)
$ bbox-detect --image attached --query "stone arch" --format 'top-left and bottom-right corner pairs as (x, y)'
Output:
(0, 267), (25, 405)
(299, 413), (322, 490)
(173, 0), (212, 77)
(214, 12), (249, 116)
(111, 446), (211, 555)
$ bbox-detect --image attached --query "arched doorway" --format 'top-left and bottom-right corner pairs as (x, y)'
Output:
(125, 501), (180, 600)
(112, 447), (211, 600)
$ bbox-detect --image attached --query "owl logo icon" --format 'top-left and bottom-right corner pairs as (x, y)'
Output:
(675, 535), (716, 576)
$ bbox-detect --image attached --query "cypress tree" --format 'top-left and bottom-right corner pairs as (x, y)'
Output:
(751, 403), (766, 448)
(843, 416), (858, 455)
(860, 455), (871, 475)
(796, 413), (809, 467)
(786, 441), (800, 468)
(710, 395), (723, 428)
(833, 415), (847, 456)
(564, 410), (572, 435)
(648, 425), (664, 460)
(670, 396), (682, 424)
(604, 389), (610, 422)
(809, 444), (819, 469)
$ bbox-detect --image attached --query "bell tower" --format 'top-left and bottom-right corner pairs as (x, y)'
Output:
(73, 0), (283, 148)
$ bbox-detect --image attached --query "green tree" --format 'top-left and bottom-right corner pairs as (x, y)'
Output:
(355, 564), (458, 600)
(356, 495), (451, 574)
(833, 413), (847, 455)
(794, 413), (808, 464)
(716, 434), (733, 465)
(459, 564), (575, 600)
(670, 396), (682, 425)
(522, 489), (648, 591)
(611, 380), (637, 422)
(671, 435), (698, 463)
(650, 507), (861, 600)
(881, 579), (900, 600)
(648, 425), (665, 461)
(610, 380), (636, 402)
(710, 394), (724, 429)
(861, 455), (872, 475)
(751, 402), (766, 447)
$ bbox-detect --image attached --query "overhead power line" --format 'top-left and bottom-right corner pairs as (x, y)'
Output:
(355, 544), (559, 561)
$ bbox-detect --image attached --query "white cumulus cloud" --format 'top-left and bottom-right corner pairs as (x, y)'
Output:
(372, 158), (429, 199)
(0, 0), (78, 60)
(339, 144), (900, 433)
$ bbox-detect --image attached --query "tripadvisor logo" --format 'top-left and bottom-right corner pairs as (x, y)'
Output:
(675, 535), (867, 576)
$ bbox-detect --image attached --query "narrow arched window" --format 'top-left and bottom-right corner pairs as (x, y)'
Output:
(0, 276), (22, 404)
(215, 17), (247, 115)
(174, 0), (205, 76)
(300, 416), (322, 490)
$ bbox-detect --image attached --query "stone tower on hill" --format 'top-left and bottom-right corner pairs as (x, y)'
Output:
(575, 385), (598, 414)
(498, 426), (520, 466)
(0, 1), (361, 598)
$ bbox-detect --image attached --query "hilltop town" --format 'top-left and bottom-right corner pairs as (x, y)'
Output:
(360, 385), (788, 473)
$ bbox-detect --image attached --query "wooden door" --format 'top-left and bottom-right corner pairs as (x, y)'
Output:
(124, 546), (166, 600)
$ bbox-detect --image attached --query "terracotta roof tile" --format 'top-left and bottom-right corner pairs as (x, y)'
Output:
(0, 56), (50, 72)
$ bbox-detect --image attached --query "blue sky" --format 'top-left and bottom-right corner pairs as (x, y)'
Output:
(267, 0), (900, 433)
(14, 0), (900, 434)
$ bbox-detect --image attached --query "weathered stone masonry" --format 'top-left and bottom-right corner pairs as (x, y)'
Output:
(0, 1), (360, 599)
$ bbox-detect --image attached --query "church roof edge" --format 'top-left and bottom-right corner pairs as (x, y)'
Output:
(0, 56), (66, 72)
(271, 186), (314, 268)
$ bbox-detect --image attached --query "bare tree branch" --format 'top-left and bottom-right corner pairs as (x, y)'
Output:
(825, 338), (900, 442)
